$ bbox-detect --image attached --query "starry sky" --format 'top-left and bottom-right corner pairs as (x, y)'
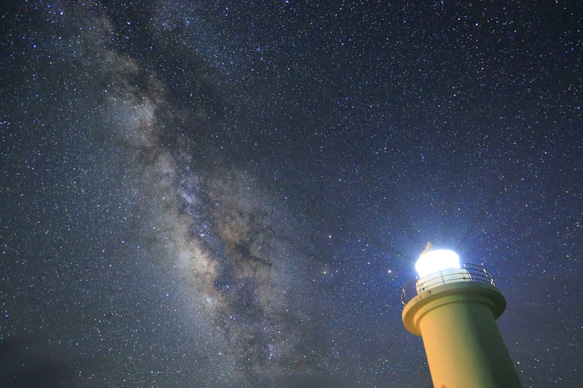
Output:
(1, 1), (581, 387)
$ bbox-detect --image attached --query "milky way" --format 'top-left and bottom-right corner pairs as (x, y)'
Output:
(0, 2), (335, 386)
(64, 3), (333, 385)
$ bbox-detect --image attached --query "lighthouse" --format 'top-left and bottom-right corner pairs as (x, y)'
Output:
(401, 243), (521, 388)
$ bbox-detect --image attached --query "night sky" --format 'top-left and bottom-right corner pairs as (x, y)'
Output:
(1, 1), (581, 387)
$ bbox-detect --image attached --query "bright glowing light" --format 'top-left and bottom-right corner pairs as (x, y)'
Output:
(415, 249), (460, 278)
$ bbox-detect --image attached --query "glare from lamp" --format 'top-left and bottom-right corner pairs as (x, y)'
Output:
(415, 249), (461, 278)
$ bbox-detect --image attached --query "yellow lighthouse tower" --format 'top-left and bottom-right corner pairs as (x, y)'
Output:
(401, 243), (522, 388)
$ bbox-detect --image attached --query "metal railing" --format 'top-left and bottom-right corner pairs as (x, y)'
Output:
(401, 263), (496, 307)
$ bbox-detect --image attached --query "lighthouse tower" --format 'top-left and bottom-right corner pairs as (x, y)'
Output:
(401, 243), (521, 388)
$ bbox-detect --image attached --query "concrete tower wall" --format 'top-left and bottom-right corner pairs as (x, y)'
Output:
(403, 282), (521, 388)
